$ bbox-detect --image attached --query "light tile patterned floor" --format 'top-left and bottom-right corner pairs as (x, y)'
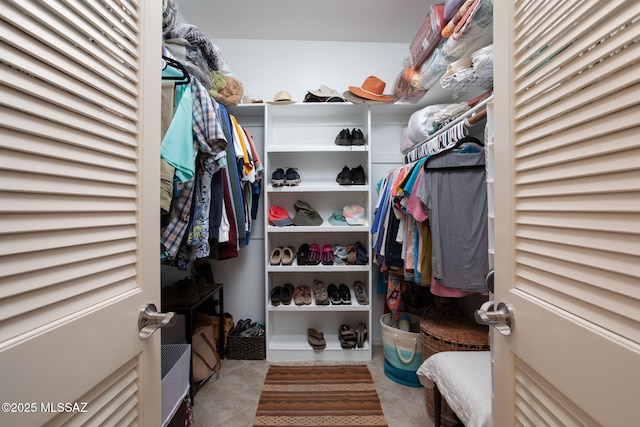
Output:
(192, 345), (434, 427)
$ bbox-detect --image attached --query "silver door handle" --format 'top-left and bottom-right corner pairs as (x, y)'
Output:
(475, 301), (514, 336)
(138, 303), (176, 340)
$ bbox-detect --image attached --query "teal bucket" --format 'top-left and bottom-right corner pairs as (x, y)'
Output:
(380, 313), (422, 387)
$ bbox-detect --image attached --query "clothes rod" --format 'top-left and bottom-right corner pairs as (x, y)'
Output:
(404, 94), (493, 164)
(418, 95), (492, 145)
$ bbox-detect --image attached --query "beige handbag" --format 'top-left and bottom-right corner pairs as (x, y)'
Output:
(191, 325), (221, 382)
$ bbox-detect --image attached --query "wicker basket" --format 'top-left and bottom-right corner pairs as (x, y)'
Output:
(420, 316), (490, 427)
(226, 334), (266, 360)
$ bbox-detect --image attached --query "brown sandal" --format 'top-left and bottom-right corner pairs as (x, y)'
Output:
(344, 245), (357, 265)
(307, 328), (326, 350)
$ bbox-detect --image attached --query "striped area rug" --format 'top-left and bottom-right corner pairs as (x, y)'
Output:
(253, 365), (388, 426)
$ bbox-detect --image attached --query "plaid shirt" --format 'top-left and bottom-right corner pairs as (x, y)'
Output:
(161, 78), (228, 259)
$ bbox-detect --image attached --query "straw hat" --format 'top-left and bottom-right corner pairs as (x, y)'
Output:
(267, 91), (295, 104)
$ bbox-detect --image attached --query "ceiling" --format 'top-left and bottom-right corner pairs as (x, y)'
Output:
(176, 0), (437, 43)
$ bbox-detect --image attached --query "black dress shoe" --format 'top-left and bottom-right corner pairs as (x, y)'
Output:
(351, 165), (366, 185)
(336, 166), (353, 185)
(335, 129), (351, 146)
(351, 128), (365, 145)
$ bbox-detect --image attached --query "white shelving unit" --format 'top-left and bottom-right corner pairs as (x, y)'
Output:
(264, 103), (373, 362)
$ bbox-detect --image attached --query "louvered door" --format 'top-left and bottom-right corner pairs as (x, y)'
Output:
(0, 1), (161, 425)
(493, 1), (640, 426)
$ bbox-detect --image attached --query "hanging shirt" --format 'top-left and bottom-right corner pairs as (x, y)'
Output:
(160, 79), (194, 183)
(416, 150), (488, 292)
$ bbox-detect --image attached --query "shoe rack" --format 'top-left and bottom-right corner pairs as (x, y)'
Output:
(264, 103), (373, 362)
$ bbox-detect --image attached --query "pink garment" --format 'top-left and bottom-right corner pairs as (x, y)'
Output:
(405, 171), (429, 223)
(430, 275), (489, 297)
(390, 166), (410, 198)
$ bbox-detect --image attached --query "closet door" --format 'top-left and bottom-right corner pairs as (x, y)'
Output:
(0, 1), (161, 425)
(493, 1), (639, 426)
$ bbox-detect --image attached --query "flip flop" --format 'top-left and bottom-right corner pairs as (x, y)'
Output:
(307, 328), (326, 350)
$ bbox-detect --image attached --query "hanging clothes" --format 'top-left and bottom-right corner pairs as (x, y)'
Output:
(415, 149), (488, 292)
(161, 76), (228, 261)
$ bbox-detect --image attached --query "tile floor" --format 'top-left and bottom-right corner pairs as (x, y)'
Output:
(192, 344), (434, 427)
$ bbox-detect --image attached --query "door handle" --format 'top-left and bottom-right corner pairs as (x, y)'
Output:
(475, 301), (514, 336)
(138, 303), (176, 340)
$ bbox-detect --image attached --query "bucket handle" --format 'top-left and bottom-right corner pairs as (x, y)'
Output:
(393, 334), (417, 365)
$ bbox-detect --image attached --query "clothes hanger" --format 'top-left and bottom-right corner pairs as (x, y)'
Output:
(162, 55), (190, 85)
(422, 135), (485, 171)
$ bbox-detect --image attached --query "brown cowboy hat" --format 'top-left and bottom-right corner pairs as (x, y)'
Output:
(344, 75), (397, 104)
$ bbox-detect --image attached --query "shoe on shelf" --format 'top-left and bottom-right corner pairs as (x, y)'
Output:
(284, 168), (301, 186)
(336, 165), (353, 185)
(351, 128), (365, 145)
(354, 241), (369, 265)
(356, 322), (368, 348)
(351, 165), (366, 185)
(307, 328), (326, 350)
(270, 168), (285, 187)
(321, 245), (334, 265)
(270, 286), (282, 306)
(293, 286), (306, 305)
(339, 324), (357, 349)
(297, 244), (310, 265)
(339, 283), (351, 305)
(281, 246), (296, 265)
(344, 244), (357, 265)
(327, 284), (341, 305)
(353, 281), (369, 305)
(269, 247), (283, 265)
(313, 280), (329, 305)
(333, 245), (347, 265)
(307, 244), (322, 265)
(282, 283), (294, 305)
(335, 128), (351, 146)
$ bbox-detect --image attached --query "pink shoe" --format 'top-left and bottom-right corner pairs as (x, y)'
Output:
(321, 245), (334, 265)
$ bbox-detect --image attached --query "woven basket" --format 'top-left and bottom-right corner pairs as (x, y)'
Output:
(226, 334), (266, 360)
(420, 316), (490, 427)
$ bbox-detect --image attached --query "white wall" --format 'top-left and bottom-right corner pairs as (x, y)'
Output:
(206, 38), (412, 343)
(213, 38), (410, 105)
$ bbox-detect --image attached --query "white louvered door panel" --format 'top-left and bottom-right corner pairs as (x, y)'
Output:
(0, 1), (161, 425)
(494, 1), (640, 426)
